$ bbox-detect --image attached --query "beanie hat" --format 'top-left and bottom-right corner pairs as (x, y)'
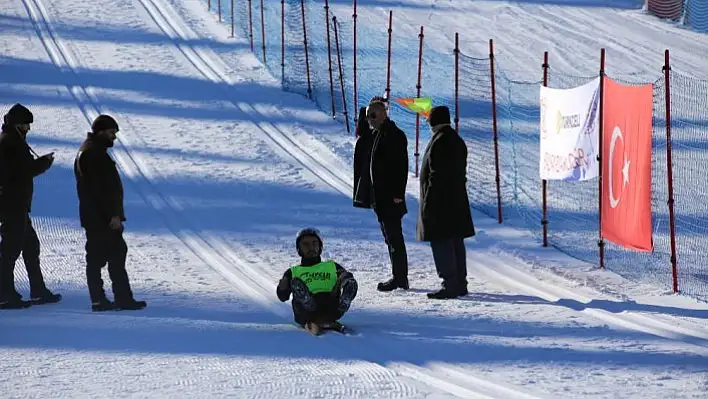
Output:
(295, 227), (323, 257)
(428, 106), (451, 127)
(3, 103), (33, 125)
(91, 114), (119, 133)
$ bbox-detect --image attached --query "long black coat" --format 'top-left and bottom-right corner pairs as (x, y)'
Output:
(416, 125), (475, 242)
(369, 119), (408, 220)
(0, 126), (52, 217)
(353, 107), (373, 208)
(74, 134), (126, 230)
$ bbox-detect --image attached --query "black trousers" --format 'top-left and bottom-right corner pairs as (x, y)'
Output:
(85, 228), (134, 303)
(378, 216), (408, 283)
(430, 238), (467, 292)
(0, 213), (49, 299)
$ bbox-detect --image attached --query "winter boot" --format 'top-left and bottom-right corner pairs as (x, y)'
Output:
(291, 278), (316, 313)
(0, 297), (32, 309)
(427, 287), (459, 300)
(377, 277), (408, 292)
(30, 290), (62, 305)
(338, 278), (358, 313)
(92, 298), (116, 312)
(114, 299), (147, 311)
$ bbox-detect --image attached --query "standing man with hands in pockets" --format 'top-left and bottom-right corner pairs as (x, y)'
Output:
(0, 103), (61, 309)
(417, 106), (475, 299)
(365, 97), (411, 292)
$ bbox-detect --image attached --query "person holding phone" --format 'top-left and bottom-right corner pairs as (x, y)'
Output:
(0, 103), (61, 309)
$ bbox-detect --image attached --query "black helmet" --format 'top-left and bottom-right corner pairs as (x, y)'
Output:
(295, 227), (323, 256)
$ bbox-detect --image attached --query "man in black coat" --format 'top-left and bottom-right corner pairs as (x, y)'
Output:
(365, 97), (410, 292)
(0, 103), (61, 309)
(353, 106), (373, 208)
(416, 106), (475, 299)
(74, 114), (146, 312)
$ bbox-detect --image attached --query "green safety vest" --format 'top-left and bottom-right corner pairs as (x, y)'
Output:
(290, 261), (338, 294)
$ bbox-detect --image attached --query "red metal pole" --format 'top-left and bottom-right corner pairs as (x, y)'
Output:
(490, 39), (502, 224)
(230, 0), (234, 38)
(454, 33), (459, 134)
(218, 0), (222, 22)
(333, 16), (350, 134)
(261, 0), (266, 62)
(281, 0), (285, 85)
(415, 26), (424, 177)
(301, 0), (312, 99)
(598, 48), (606, 269)
(248, 0), (254, 51)
(664, 49), (678, 293)
(325, 0), (336, 118)
(385, 10), (393, 109)
(542, 51), (549, 245)
(352, 0), (358, 130)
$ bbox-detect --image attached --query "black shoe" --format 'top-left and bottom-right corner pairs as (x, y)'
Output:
(92, 299), (116, 312)
(114, 299), (147, 310)
(30, 292), (62, 305)
(458, 286), (469, 297)
(0, 298), (32, 309)
(377, 278), (409, 292)
(427, 288), (459, 299)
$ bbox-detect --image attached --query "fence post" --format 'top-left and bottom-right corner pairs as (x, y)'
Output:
(281, 0), (285, 85)
(598, 48), (606, 269)
(415, 26), (424, 177)
(385, 10), (393, 110)
(454, 33), (459, 134)
(261, 0), (267, 62)
(333, 16), (350, 134)
(230, 0), (235, 38)
(542, 51), (549, 245)
(325, 0), (336, 118)
(301, 0), (312, 99)
(490, 39), (502, 224)
(218, 0), (222, 22)
(664, 49), (679, 293)
(248, 0), (254, 51)
(353, 0), (358, 130)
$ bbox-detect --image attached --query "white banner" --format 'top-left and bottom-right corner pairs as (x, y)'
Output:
(539, 77), (600, 181)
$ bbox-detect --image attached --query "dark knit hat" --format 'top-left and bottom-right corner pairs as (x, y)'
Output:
(91, 114), (119, 133)
(3, 103), (33, 125)
(428, 106), (451, 127)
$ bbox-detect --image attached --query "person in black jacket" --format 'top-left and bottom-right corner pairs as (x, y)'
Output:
(366, 97), (410, 292)
(0, 103), (61, 309)
(74, 114), (145, 312)
(276, 228), (357, 334)
(353, 106), (373, 209)
(416, 106), (475, 299)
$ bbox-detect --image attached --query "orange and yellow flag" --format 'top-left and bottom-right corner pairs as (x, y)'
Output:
(394, 97), (433, 118)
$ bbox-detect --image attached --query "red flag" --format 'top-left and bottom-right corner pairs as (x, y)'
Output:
(601, 77), (653, 251)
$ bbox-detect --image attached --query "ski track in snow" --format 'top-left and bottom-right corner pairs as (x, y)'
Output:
(1, 0), (708, 397)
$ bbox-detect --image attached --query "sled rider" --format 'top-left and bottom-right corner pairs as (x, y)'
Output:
(276, 228), (358, 332)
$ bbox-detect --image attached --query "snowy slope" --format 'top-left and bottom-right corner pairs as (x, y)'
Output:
(1, 0), (708, 397)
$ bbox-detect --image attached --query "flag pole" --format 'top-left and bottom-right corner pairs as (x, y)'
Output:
(598, 48), (606, 270)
